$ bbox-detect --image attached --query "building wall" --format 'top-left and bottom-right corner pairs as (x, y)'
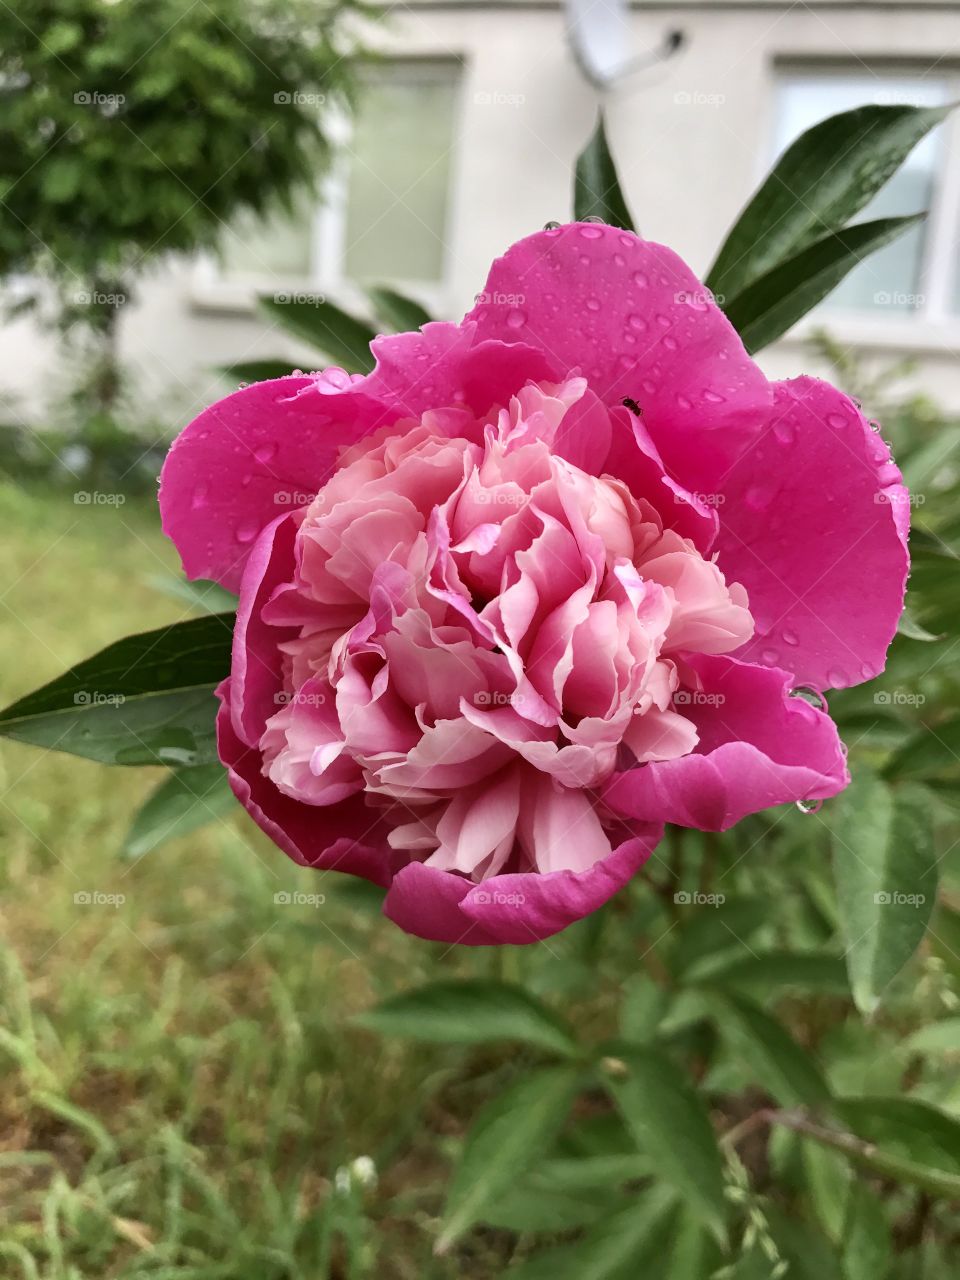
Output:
(3, 0), (959, 429)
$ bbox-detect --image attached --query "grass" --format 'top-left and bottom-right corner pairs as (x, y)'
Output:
(0, 481), (528, 1279)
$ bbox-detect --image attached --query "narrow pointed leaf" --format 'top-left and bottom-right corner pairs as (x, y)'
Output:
(436, 1064), (580, 1253)
(219, 359), (298, 383)
(123, 763), (235, 858)
(257, 295), (376, 373)
(707, 101), (949, 298)
(605, 1049), (727, 1244)
(356, 980), (577, 1056)
(366, 286), (432, 333)
(832, 773), (938, 1013)
(574, 111), (635, 231)
(713, 992), (833, 1109)
(0, 615), (233, 766)
(724, 214), (924, 353)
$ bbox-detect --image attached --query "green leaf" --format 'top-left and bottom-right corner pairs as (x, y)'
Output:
(723, 215), (924, 353)
(902, 1018), (960, 1056)
(842, 1183), (890, 1280)
(0, 615), (233, 767)
(219, 359), (298, 383)
(837, 1097), (960, 1178)
(147, 575), (238, 616)
(435, 1065), (580, 1253)
(882, 714), (960, 781)
(713, 992), (833, 1109)
(697, 950), (849, 995)
(123, 764), (235, 858)
(366, 286), (432, 333)
(604, 1049), (727, 1244)
(707, 102), (949, 299)
(502, 1187), (676, 1280)
(896, 609), (942, 642)
(573, 111), (636, 232)
(356, 980), (577, 1057)
(257, 295), (376, 374)
(831, 773), (938, 1014)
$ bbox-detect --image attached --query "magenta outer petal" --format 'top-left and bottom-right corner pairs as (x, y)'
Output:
(603, 656), (849, 830)
(217, 680), (395, 883)
(464, 222), (772, 485)
(714, 377), (910, 690)
(383, 827), (662, 946)
(159, 375), (400, 591)
(230, 513), (297, 748)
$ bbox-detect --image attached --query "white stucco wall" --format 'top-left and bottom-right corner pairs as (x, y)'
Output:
(4, 0), (959, 429)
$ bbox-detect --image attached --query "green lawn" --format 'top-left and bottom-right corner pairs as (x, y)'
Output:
(0, 483), (515, 1279)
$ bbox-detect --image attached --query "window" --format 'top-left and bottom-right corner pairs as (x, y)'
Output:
(772, 69), (953, 322)
(211, 59), (462, 303)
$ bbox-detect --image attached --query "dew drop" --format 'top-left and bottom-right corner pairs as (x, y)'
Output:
(613, 254), (626, 267)
(235, 519), (260, 544)
(827, 667), (847, 688)
(579, 224), (604, 239)
(579, 255), (591, 267)
(745, 485), (772, 511)
(676, 392), (692, 410)
(241, 473), (252, 488)
(619, 234), (635, 249)
(827, 412), (848, 430)
(543, 220), (561, 231)
(761, 647), (779, 665)
(627, 313), (648, 333)
(773, 419), (796, 445)
(506, 309), (526, 330)
(254, 442), (277, 464)
(663, 335), (680, 352)
(633, 271), (650, 288)
(790, 684), (827, 712)
(869, 419), (882, 432)
(782, 628), (799, 647)
(641, 379), (657, 394)
(655, 314), (671, 329)
(796, 798), (823, 815)
(703, 390), (726, 404)
(586, 297), (601, 312)
(191, 483), (209, 510)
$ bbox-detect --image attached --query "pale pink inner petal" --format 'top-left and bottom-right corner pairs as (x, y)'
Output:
(256, 376), (755, 881)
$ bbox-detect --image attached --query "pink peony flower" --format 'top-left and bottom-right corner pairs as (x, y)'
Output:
(159, 223), (909, 945)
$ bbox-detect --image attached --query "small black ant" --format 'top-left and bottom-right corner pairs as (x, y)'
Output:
(622, 397), (642, 416)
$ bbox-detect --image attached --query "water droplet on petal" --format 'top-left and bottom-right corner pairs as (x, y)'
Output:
(869, 419), (882, 432)
(663, 335), (679, 352)
(627, 314), (648, 333)
(641, 379), (657, 394)
(791, 684), (827, 712)
(761, 647), (779, 665)
(827, 413), (848, 430)
(613, 253), (626, 267)
(633, 270), (649, 288)
(241, 473), (252, 488)
(655, 314), (671, 329)
(773, 419), (796, 445)
(254, 442), (277, 464)
(827, 667), (847, 688)
(191, 483), (209, 510)
(506, 309), (526, 329)
(236, 519), (260, 544)
(676, 392), (692, 410)
(543, 220), (561, 230)
(619, 234), (635, 249)
(579, 223), (604, 239)
(796, 798), (823, 815)
(703, 390), (726, 404)
(586, 297), (601, 312)
(782, 628), (799, 646)
(745, 485), (773, 511)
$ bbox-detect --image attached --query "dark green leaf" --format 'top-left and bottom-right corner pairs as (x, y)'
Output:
(724, 215), (924, 353)
(502, 1187), (676, 1280)
(896, 609), (942, 642)
(257, 295), (376, 374)
(123, 763), (235, 858)
(842, 1183), (890, 1280)
(698, 950), (849, 995)
(713, 992), (833, 1109)
(707, 102), (949, 299)
(604, 1049), (727, 1244)
(366, 286), (432, 333)
(219, 359), (298, 383)
(0, 615), (233, 767)
(831, 773), (938, 1013)
(356, 980), (577, 1057)
(573, 111), (636, 232)
(883, 714), (960, 781)
(436, 1065), (580, 1252)
(837, 1097), (960, 1178)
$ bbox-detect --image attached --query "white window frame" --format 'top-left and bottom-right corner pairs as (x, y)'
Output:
(189, 57), (463, 319)
(767, 60), (960, 353)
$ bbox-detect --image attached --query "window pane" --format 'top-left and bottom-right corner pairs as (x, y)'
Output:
(773, 73), (946, 314)
(343, 61), (461, 285)
(219, 193), (314, 280)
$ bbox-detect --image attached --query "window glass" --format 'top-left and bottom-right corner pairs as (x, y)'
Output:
(343, 61), (461, 285)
